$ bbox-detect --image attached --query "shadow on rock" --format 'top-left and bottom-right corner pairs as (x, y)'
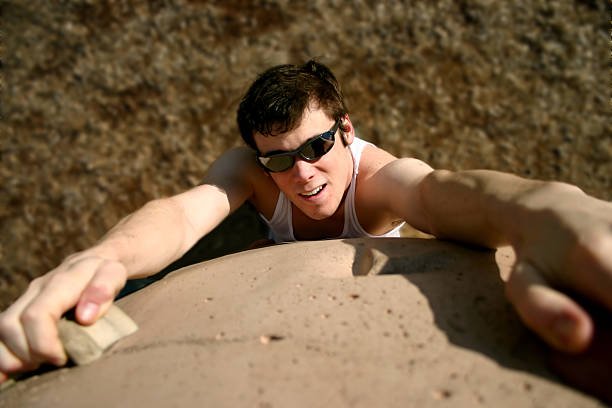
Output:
(347, 238), (555, 382)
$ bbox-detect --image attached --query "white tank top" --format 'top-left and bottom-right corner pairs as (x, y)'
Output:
(260, 137), (405, 243)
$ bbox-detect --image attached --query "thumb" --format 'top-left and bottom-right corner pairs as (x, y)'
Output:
(75, 260), (127, 325)
(505, 260), (593, 353)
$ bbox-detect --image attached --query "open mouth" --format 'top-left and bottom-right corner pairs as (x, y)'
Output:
(299, 184), (326, 198)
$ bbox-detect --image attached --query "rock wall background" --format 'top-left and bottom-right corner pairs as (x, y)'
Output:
(0, 0), (610, 310)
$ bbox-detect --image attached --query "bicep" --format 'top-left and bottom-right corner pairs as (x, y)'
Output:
(371, 158), (435, 233)
(200, 147), (256, 209)
(170, 148), (256, 241)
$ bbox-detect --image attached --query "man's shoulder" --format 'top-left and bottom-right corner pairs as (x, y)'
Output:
(354, 145), (432, 231)
(220, 147), (279, 214)
(359, 144), (433, 181)
(218, 146), (256, 165)
(204, 146), (269, 190)
(356, 145), (434, 204)
(205, 146), (277, 215)
(213, 147), (265, 177)
(357, 143), (397, 178)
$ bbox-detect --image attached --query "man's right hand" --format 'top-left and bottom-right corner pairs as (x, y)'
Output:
(0, 253), (127, 383)
(0, 173), (253, 384)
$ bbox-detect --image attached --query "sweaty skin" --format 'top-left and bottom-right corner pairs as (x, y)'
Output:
(0, 105), (611, 399)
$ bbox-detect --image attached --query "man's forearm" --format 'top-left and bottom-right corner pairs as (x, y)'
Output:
(419, 169), (582, 249)
(85, 197), (197, 279)
(79, 150), (254, 280)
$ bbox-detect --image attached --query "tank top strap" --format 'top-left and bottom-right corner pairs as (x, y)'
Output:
(259, 190), (295, 242)
(341, 137), (405, 238)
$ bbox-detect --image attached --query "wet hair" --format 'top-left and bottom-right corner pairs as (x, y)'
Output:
(237, 60), (349, 151)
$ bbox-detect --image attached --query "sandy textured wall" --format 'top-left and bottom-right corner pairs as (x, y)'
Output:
(0, 0), (610, 309)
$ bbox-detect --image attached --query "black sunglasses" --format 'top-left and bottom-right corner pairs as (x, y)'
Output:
(256, 119), (341, 173)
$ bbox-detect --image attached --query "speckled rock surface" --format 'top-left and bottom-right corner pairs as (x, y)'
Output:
(0, 0), (610, 308)
(0, 239), (605, 407)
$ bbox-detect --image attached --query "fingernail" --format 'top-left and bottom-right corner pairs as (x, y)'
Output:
(52, 354), (68, 367)
(80, 302), (99, 322)
(553, 315), (578, 347)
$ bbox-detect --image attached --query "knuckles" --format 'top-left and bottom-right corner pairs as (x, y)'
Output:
(0, 253), (125, 372)
(84, 281), (117, 303)
(27, 275), (47, 292)
(568, 226), (612, 273)
(0, 314), (19, 342)
(18, 304), (48, 329)
(83, 261), (128, 302)
(0, 355), (25, 375)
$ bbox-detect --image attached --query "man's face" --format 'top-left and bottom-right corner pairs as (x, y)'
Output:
(253, 106), (354, 220)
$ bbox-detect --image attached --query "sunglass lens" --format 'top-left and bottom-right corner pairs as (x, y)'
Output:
(301, 135), (334, 160)
(260, 155), (293, 172)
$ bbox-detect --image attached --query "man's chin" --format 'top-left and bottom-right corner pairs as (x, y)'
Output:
(292, 198), (339, 221)
(297, 203), (338, 221)
(302, 209), (334, 221)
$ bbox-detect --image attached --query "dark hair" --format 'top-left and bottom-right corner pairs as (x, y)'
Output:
(237, 60), (349, 151)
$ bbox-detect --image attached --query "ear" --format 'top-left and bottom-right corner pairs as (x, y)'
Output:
(341, 114), (355, 145)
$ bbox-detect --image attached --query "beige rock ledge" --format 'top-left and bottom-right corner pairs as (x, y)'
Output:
(0, 238), (605, 407)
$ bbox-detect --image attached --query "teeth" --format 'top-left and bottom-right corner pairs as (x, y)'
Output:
(301, 185), (323, 197)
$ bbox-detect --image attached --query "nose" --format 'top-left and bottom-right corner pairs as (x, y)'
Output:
(292, 156), (316, 182)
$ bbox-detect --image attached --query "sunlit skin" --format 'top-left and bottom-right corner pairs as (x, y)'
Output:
(253, 106), (355, 223)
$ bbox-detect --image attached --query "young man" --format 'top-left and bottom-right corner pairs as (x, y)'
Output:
(0, 60), (611, 383)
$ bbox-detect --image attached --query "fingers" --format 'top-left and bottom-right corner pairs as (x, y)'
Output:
(76, 260), (127, 325)
(19, 258), (107, 366)
(567, 229), (612, 312)
(0, 277), (48, 371)
(0, 308), (37, 368)
(505, 260), (593, 353)
(0, 340), (38, 375)
(547, 312), (612, 404)
(0, 324), (36, 377)
(0, 256), (127, 381)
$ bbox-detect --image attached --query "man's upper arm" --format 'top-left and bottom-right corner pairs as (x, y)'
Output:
(168, 147), (256, 245)
(370, 158), (435, 233)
